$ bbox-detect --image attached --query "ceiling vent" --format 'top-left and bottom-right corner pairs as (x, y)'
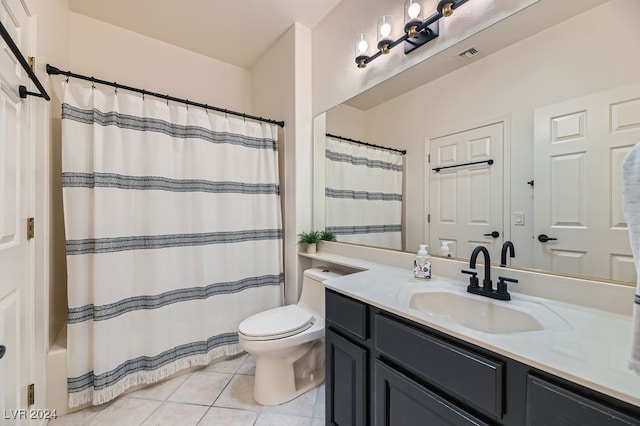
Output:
(458, 47), (479, 59)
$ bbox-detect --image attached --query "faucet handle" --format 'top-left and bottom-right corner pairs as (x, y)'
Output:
(461, 269), (479, 289)
(496, 276), (517, 300)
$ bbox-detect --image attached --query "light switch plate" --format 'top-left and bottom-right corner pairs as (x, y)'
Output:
(514, 212), (525, 226)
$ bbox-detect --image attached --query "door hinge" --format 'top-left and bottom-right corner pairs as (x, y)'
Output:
(428, 154), (431, 163)
(427, 213), (431, 223)
(28, 56), (35, 71)
(27, 217), (34, 239)
(28, 384), (35, 406)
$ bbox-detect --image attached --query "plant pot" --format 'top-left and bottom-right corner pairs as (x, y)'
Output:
(306, 243), (317, 254)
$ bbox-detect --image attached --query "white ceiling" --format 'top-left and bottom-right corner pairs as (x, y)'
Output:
(67, 0), (343, 70)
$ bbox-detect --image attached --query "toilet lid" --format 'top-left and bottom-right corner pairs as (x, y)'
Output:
(239, 305), (315, 341)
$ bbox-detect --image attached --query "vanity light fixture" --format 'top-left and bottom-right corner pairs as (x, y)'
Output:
(355, 0), (470, 68)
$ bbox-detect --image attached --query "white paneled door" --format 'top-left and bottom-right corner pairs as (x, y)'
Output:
(429, 122), (504, 261)
(534, 83), (640, 282)
(0, 0), (33, 417)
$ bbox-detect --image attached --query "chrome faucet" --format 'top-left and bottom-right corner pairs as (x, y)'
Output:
(500, 241), (515, 267)
(462, 245), (515, 301)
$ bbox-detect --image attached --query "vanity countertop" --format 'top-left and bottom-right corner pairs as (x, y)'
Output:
(304, 251), (640, 408)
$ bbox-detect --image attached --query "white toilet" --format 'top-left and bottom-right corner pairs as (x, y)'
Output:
(238, 267), (343, 405)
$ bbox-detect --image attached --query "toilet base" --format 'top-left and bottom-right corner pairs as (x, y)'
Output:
(253, 340), (325, 406)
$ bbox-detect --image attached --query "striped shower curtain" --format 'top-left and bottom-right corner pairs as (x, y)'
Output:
(325, 136), (404, 250)
(61, 81), (283, 407)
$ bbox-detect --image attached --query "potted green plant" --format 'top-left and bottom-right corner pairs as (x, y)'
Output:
(319, 230), (337, 242)
(298, 230), (322, 253)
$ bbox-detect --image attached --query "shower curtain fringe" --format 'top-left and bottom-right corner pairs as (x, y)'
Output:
(69, 344), (244, 407)
(46, 64), (285, 128)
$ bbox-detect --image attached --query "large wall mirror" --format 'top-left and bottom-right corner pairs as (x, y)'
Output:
(313, 0), (640, 285)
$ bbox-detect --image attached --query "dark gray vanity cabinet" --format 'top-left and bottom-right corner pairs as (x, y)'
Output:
(326, 289), (370, 426)
(325, 288), (640, 426)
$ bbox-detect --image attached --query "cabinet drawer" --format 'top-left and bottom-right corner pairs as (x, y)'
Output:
(375, 314), (503, 419)
(526, 375), (640, 426)
(326, 289), (368, 340)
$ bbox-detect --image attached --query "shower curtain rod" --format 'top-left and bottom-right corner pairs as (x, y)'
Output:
(46, 64), (285, 128)
(326, 133), (407, 155)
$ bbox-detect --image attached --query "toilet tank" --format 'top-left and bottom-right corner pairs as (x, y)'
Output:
(297, 267), (344, 319)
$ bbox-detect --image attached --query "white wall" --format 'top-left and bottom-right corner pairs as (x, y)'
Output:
(361, 0), (640, 265)
(68, 13), (252, 112)
(326, 104), (365, 140)
(31, 0), (72, 413)
(253, 23), (313, 304)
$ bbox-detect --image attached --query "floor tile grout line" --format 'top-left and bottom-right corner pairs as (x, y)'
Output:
(209, 371), (236, 408)
(135, 399), (164, 426)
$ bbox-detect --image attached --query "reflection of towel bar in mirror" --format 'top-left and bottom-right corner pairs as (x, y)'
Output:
(432, 159), (493, 173)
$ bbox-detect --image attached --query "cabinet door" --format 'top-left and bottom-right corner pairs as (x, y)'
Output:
(375, 360), (489, 426)
(526, 375), (640, 426)
(326, 328), (368, 426)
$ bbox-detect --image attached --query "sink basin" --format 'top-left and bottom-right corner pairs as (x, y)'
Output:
(407, 290), (568, 334)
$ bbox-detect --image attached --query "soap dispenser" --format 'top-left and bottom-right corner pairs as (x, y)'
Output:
(413, 244), (431, 279)
(439, 241), (453, 258)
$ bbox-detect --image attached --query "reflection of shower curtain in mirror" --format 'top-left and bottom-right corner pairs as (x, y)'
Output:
(61, 81), (283, 407)
(325, 137), (403, 249)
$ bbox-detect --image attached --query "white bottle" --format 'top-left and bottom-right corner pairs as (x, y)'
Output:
(413, 244), (432, 279)
(439, 241), (453, 258)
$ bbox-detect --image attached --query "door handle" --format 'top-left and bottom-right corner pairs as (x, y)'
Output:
(0, 345), (5, 359)
(483, 231), (500, 238)
(537, 234), (558, 243)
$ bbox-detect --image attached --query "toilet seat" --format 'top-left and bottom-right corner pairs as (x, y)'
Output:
(239, 305), (315, 341)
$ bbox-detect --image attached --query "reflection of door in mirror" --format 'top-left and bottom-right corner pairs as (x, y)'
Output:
(533, 82), (640, 283)
(429, 122), (504, 262)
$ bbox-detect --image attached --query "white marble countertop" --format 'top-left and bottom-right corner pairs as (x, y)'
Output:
(307, 252), (640, 408)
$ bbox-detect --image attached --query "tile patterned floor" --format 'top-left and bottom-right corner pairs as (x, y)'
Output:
(48, 353), (326, 426)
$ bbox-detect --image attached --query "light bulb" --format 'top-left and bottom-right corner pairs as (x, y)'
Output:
(408, 2), (421, 19)
(377, 15), (394, 43)
(380, 23), (392, 38)
(357, 39), (369, 55)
